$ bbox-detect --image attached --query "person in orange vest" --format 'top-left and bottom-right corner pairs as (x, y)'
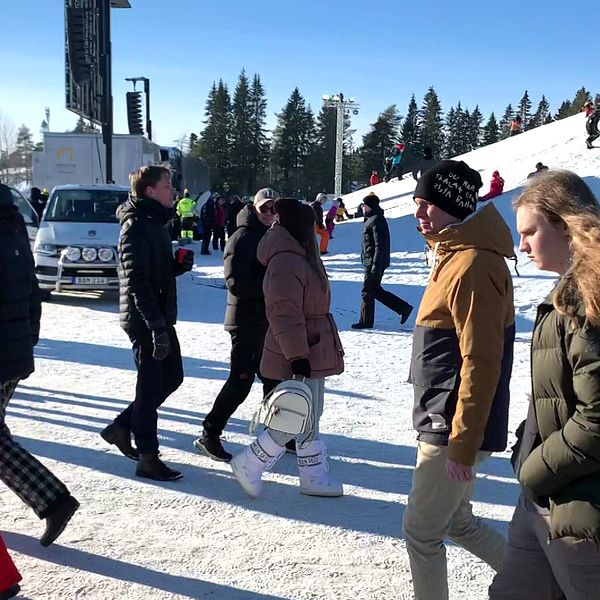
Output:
(480, 170), (505, 201)
(509, 115), (522, 137)
(310, 193), (330, 254)
(369, 170), (381, 186)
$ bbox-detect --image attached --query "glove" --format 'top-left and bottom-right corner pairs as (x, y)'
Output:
(175, 248), (194, 273)
(291, 358), (311, 379)
(152, 329), (171, 361)
(370, 267), (383, 279)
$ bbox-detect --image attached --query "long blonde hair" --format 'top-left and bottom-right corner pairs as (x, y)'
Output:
(514, 170), (600, 326)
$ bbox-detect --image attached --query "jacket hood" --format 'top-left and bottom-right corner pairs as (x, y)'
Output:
(236, 204), (268, 233)
(117, 196), (171, 225)
(257, 223), (306, 267)
(424, 202), (515, 259)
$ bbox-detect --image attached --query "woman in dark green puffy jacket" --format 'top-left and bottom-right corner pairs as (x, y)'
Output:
(490, 171), (600, 599)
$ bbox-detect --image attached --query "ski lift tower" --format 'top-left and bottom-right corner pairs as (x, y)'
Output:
(321, 93), (359, 196)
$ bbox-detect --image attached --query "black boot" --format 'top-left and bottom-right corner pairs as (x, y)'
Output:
(400, 304), (414, 324)
(351, 322), (372, 330)
(0, 584), (21, 600)
(40, 495), (80, 547)
(136, 453), (183, 481)
(100, 423), (139, 460)
(193, 434), (232, 462)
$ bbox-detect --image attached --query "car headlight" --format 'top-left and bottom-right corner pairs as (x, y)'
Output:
(63, 247), (81, 261)
(98, 247), (113, 262)
(35, 243), (57, 256)
(81, 247), (98, 262)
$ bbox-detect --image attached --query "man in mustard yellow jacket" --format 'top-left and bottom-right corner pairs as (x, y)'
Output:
(403, 160), (516, 600)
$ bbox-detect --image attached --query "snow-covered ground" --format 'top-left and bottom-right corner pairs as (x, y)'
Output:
(2, 114), (599, 599)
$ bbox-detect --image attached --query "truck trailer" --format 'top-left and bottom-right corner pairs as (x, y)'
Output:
(32, 132), (161, 191)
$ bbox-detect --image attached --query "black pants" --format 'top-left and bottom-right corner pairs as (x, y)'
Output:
(212, 226), (226, 251)
(359, 268), (411, 327)
(201, 224), (213, 254)
(115, 325), (184, 454)
(203, 328), (279, 438)
(0, 380), (70, 518)
(586, 120), (599, 145)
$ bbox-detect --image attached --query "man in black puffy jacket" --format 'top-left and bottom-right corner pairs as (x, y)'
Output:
(0, 183), (79, 546)
(100, 166), (194, 481)
(193, 188), (280, 462)
(352, 194), (413, 329)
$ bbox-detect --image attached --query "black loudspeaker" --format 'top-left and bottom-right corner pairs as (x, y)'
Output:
(126, 92), (144, 135)
(66, 7), (91, 85)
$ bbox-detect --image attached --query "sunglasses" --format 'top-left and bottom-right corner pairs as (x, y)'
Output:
(258, 202), (275, 214)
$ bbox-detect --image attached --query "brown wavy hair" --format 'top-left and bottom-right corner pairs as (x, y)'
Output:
(514, 170), (600, 325)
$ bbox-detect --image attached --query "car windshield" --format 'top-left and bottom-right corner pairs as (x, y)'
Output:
(45, 189), (129, 223)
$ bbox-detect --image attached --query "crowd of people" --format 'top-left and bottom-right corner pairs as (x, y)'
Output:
(2, 152), (600, 598)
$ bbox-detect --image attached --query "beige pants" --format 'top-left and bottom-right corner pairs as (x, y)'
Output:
(489, 493), (600, 599)
(403, 442), (507, 600)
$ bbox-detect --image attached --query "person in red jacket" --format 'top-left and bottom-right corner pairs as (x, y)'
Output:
(369, 170), (381, 186)
(480, 170), (505, 201)
(0, 534), (22, 599)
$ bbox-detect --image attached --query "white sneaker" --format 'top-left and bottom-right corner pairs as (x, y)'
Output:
(230, 430), (285, 498)
(297, 440), (343, 497)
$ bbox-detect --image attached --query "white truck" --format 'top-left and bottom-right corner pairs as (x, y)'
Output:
(32, 132), (161, 190)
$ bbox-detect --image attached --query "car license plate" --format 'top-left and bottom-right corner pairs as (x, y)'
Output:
(73, 277), (109, 285)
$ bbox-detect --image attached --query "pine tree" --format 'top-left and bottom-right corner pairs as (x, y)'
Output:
(271, 87), (316, 196)
(230, 69), (253, 193)
(444, 105), (461, 157)
(72, 115), (97, 133)
(529, 95), (551, 130)
(400, 94), (420, 154)
(498, 104), (515, 138)
(198, 79), (232, 189)
(188, 132), (199, 152)
(517, 90), (532, 129)
(14, 124), (35, 184)
(482, 112), (500, 146)
(418, 86), (444, 157)
(248, 74), (270, 191)
(572, 86), (592, 113)
(359, 105), (401, 176)
(467, 105), (483, 150)
(554, 100), (572, 120)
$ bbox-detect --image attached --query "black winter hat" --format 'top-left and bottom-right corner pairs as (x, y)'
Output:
(0, 183), (13, 206)
(414, 160), (483, 220)
(362, 193), (380, 209)
(274, 197), (316, 243)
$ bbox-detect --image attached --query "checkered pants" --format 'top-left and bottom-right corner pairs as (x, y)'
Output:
(0, 379), (69, 518)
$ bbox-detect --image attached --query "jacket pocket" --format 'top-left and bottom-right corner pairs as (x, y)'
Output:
(410, 361), (459, 433)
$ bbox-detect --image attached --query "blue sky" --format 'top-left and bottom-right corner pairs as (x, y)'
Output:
(1, 0), (596, 146)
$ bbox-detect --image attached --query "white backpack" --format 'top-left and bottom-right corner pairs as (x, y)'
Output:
(250, 378), (313, 437)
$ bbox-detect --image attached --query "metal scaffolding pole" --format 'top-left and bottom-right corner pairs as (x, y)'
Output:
(322, 93), (360, 197)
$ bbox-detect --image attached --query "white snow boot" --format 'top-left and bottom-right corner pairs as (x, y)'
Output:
(230, 430), (285, 498)
(297, 440), (343, 497)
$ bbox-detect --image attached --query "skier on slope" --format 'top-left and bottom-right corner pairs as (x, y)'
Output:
(480, 170), (505, 201)
(585, 103), (600, 149)
(389, 143), (405, 181)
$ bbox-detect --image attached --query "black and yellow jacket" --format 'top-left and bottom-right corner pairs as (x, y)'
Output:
(515, 286), (600, 542)
(409, 203), (515, 466)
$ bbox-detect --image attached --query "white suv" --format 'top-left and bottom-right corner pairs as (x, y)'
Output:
(34, 184), (129, 292)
